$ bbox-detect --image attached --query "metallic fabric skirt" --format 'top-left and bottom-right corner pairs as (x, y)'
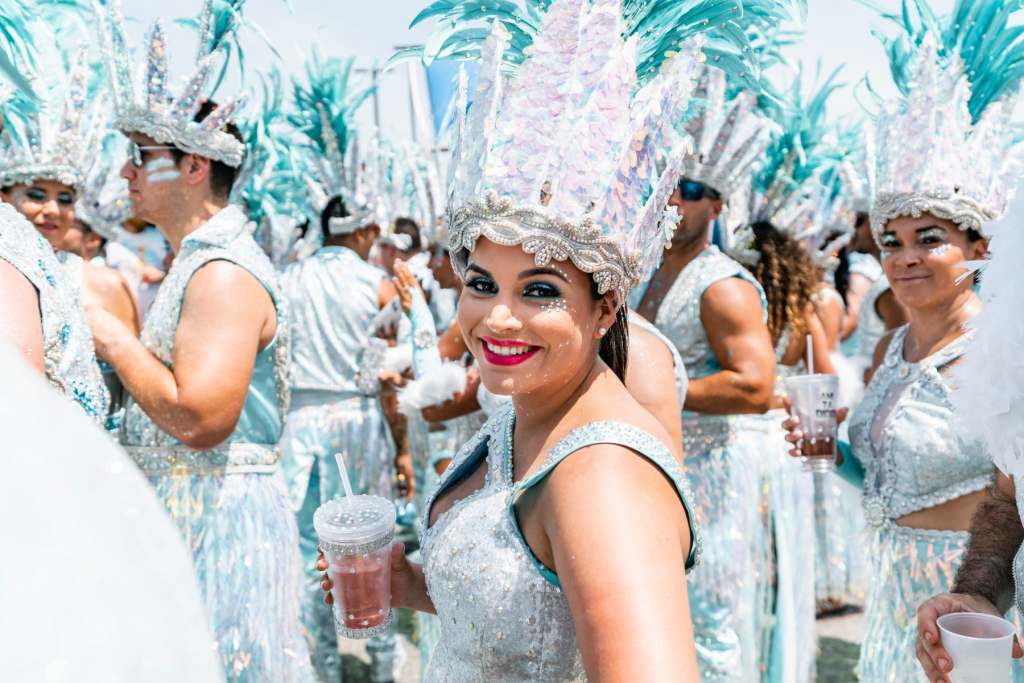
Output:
(813, 471), (867, 606)
(683, 415), (762, 681)
(127, 446), (316, 683)
(858, 524), (1024, 682)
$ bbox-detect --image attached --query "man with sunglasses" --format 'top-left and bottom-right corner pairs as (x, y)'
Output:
(633, 174), (776, 680)
(84, 82), (316, 680)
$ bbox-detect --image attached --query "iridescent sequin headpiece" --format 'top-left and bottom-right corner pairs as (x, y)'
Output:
(869, 1), (1024, 241)
(0, 57), (95, 190)
(681, 66), (775, 201)
(75, 131), (131, 241)
(98, 0), (248, 168)
(0, 2), (100, 191)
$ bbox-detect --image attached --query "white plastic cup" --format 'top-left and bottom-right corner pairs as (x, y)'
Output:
(938, 612), (1016, 683)
(784, 374), (840, 472)
(314, 495), (396, 639)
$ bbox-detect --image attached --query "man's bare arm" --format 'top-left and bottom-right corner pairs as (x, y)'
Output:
(93, 260), (273, 449)
(684, 277), (775, 415)
(952, 473), (1023, 611)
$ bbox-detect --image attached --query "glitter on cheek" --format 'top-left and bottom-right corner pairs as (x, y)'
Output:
(540, 298), (569, 313)
(929, 243), (953, 257)
(880, 249), (893, 260)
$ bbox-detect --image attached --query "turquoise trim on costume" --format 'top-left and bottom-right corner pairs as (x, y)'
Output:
(836, 440), (865, 487)
(504, 420), (701, 589)
(408, 288), (442, 376)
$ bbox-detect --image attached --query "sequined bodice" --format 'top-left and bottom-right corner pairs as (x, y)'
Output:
(421, 407), (699, 682)
(283, 246), (385, 395)
(652, 245), (766, 383)
(0, 202), (108, 423)
(121, 206), (289, 447)
(848, 325), (993, 526)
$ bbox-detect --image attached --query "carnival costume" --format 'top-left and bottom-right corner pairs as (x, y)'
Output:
(402, 0), (819, 677)
(842, 2), (1024, 679)
(98, 2), (315, 679)
(644, 62), (778, 682)
(0, 3), (109, 424)
(273, 50), (402, 681)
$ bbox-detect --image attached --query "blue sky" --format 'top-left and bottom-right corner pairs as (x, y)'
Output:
(124, 0), (957, 141)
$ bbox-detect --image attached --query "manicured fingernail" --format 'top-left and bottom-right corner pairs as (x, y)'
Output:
(924, 631), (934, 643)
(938, 658), (949, 672)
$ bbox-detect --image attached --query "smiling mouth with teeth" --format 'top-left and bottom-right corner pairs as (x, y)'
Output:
(480, 337), (540, 366)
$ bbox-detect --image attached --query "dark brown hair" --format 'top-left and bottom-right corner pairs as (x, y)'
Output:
(591, 279), (629, 381)
(169, 100), (244, 197)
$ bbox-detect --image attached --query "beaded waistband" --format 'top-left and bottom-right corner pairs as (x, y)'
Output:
(124, 442), (280, 476)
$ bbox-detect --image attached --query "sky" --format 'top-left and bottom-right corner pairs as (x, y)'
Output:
(124, 0), (958, 143)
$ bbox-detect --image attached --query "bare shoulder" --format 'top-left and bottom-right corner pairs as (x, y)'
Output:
(543, 439), (682, 514)
(84, 262), (129, 296)
(626, 322), (674, 375)
(185, 259), (271, 305)
(701, 276), (762, 322)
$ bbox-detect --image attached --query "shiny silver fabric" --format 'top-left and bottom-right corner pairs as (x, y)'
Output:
(0, 201), (108, 423)
(282, 245), (388, 394)
(119, 206), (314, 682)
(420, 406), (699, 682)
(848, 324), (1008, 680)
(840, 252), (884, 359)
(649, 245), (767, 681)
(280, 246), (397, 681)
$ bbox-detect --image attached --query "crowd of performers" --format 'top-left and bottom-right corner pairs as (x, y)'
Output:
(7, 0), (1024, 681)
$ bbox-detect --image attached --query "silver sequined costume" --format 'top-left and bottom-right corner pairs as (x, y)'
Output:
(848, 324), (1023, 681)
(279, 244), (397, 680)
(644, 244), (768, 681)
(119, 206), (315, 682)
(0, 202), (108, 423)
(421, 404), (699, 682)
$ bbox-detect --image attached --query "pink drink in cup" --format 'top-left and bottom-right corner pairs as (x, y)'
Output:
(314, 495), (395, 639)
(784, 374), (840, 472)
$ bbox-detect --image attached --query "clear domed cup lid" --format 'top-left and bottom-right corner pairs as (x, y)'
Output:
(314, 495), (396, 556)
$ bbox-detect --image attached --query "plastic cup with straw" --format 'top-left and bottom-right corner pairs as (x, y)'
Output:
(783, 334), (839, 472)
(313, 451), (396, 638)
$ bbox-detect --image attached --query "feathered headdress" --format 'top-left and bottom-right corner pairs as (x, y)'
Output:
(98, 0), (251, 168)
(721, 65), (842, 265)
(0, 2), (103, 190)
(289, 49), (376, 235)
(867, 0), (1024, 239)
(414, 0), (799, 301)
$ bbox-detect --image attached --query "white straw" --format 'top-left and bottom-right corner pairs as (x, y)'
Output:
(806, 334), (815, 374)
(334, 451), (355, 498)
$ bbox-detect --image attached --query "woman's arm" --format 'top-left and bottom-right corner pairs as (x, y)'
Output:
(542, 444), (699, 682)
(0, 259), (44, 371)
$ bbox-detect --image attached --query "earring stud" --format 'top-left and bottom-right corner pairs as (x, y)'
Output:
(598, 327), (607, 337)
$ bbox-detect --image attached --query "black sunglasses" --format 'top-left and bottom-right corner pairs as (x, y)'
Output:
(677, 178), (721, 202)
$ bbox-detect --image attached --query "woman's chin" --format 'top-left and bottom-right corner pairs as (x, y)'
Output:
(479, 374), (519, 397)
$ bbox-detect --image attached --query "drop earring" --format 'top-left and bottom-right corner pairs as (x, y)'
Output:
(598, 327), (607, 337)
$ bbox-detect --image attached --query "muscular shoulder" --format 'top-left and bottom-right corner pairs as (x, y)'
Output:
(701, 276), (764, 323)
(185, 259), (274, 317)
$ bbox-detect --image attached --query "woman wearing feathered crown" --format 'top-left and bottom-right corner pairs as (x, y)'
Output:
(0, 2), (109, 425)
(783, 2), (1024, 679)
(313, 0), (753, 677)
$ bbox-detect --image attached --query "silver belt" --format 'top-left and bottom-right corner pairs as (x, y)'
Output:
(124, 442), (280, 476)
